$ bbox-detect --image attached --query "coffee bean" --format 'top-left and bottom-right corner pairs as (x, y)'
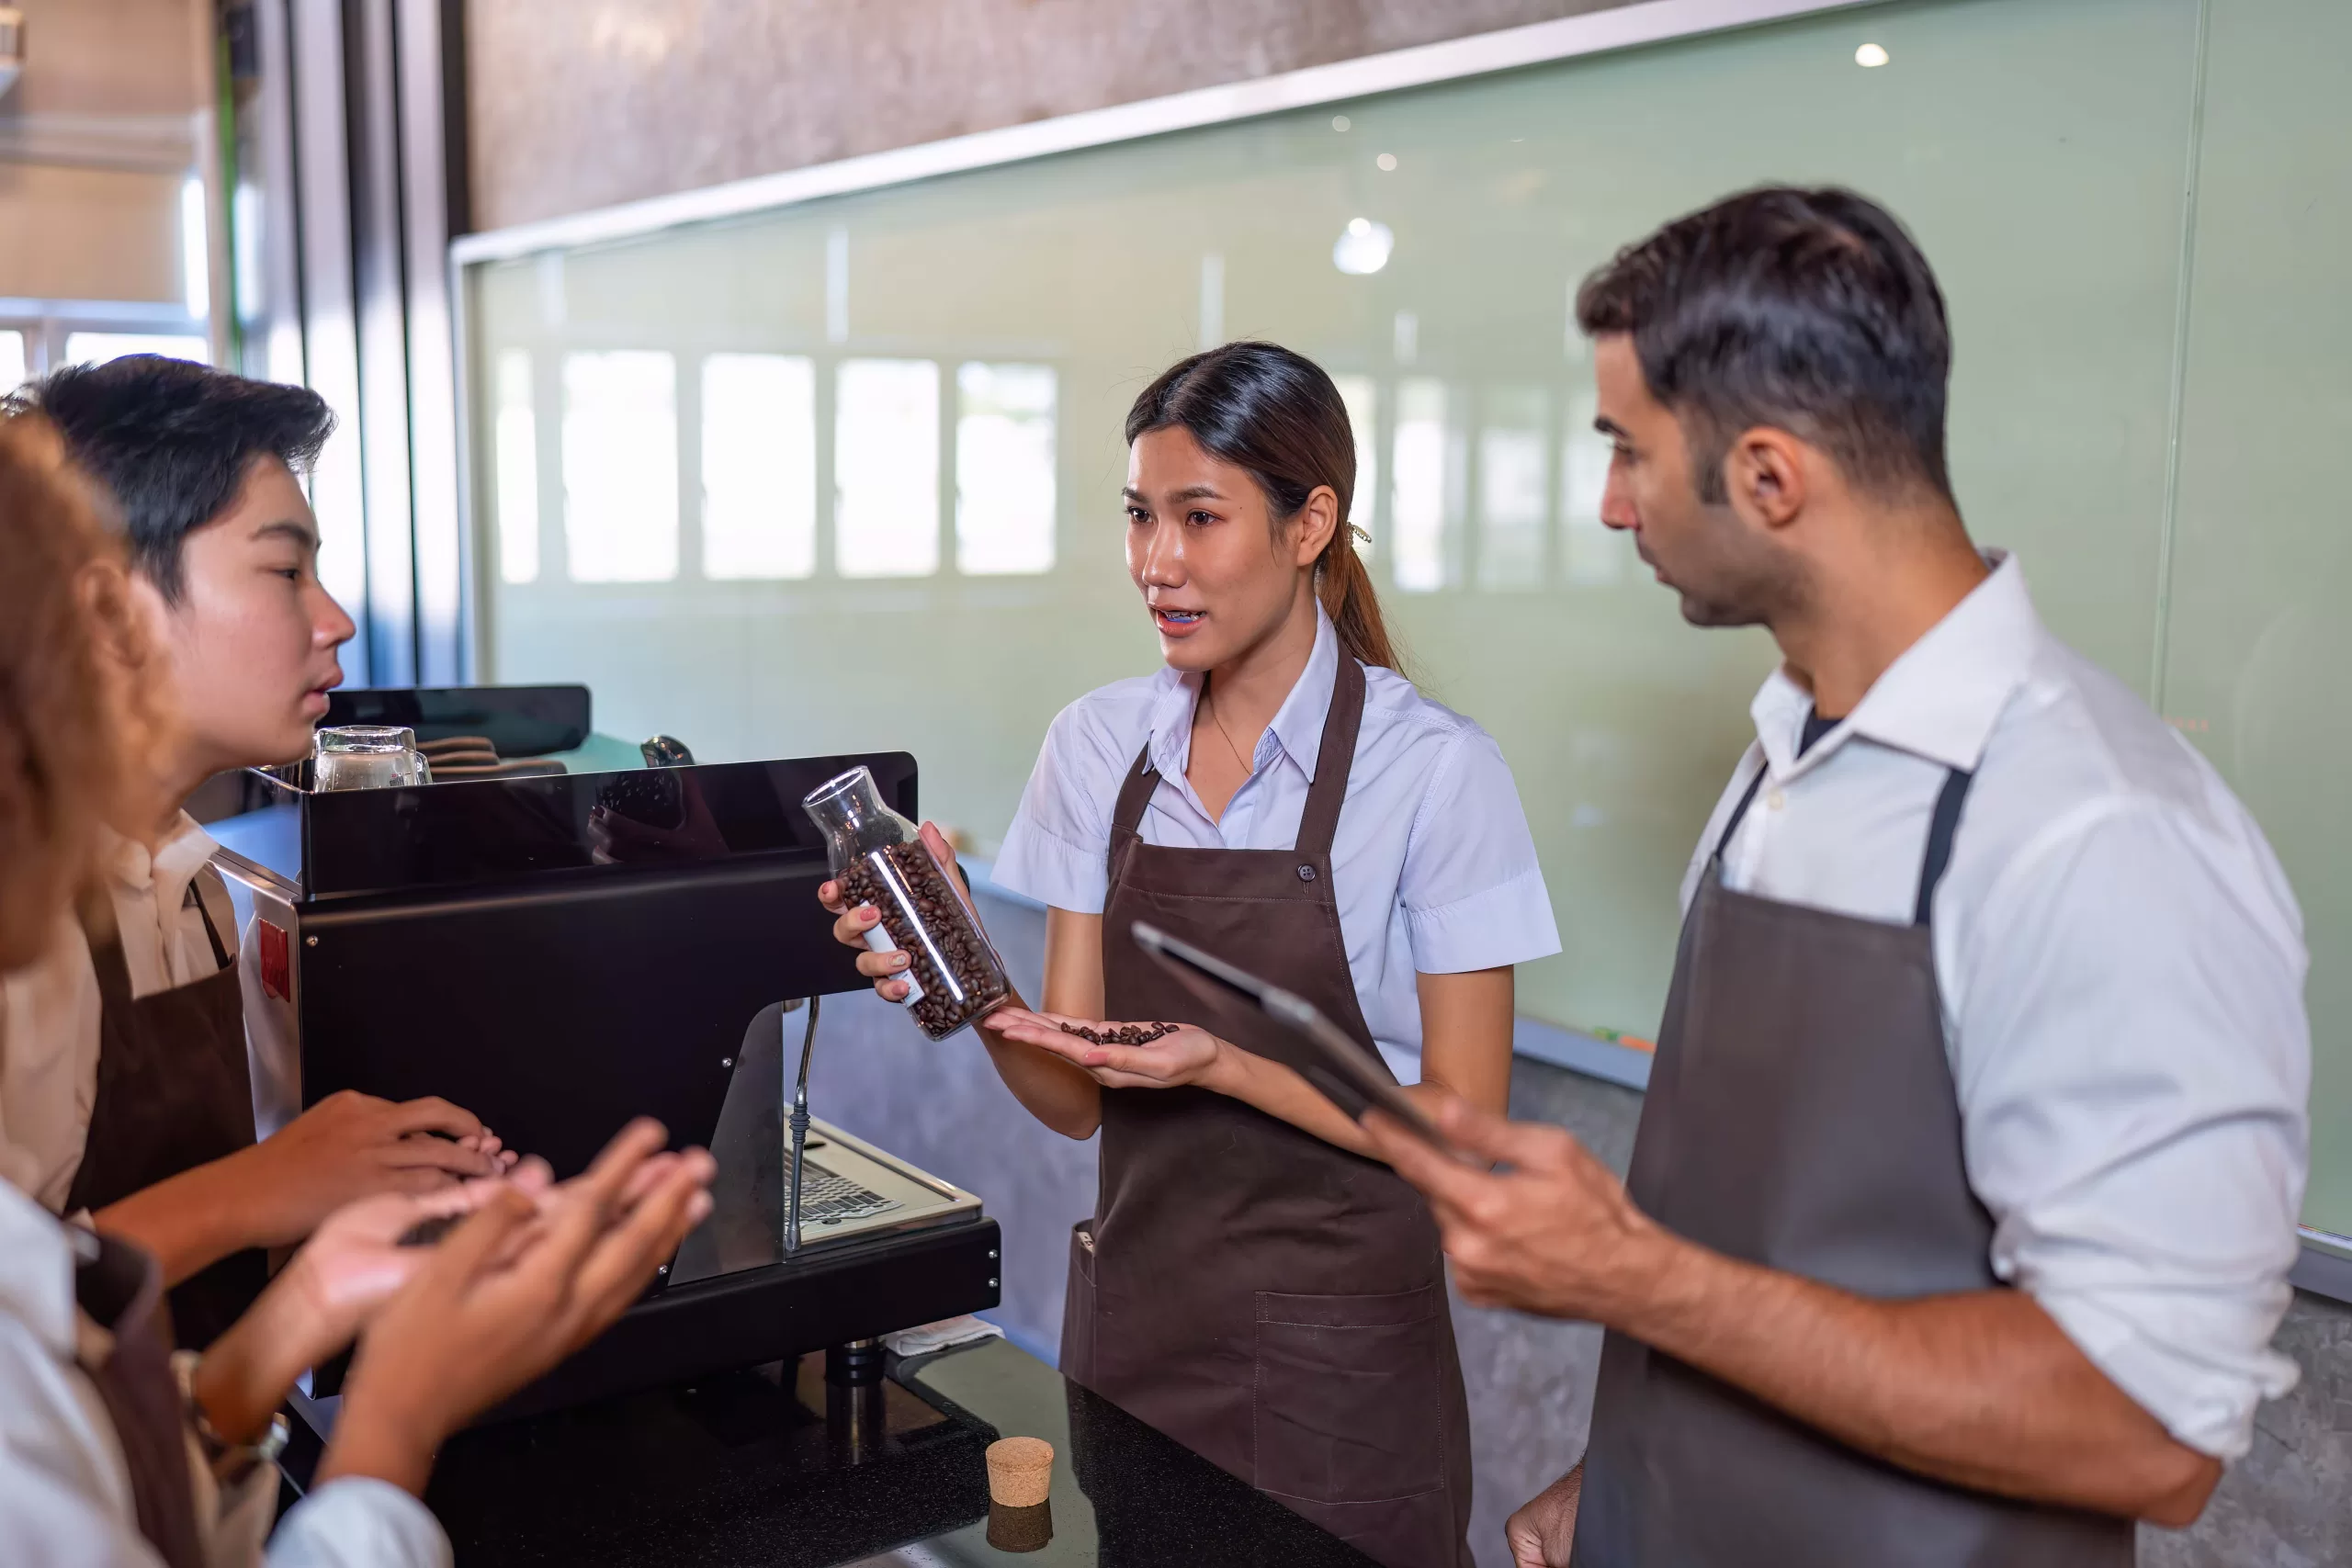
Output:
(841, 842), (1011, 1041)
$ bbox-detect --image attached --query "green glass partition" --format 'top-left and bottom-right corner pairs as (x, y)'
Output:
(461, 0), (2352, 1240)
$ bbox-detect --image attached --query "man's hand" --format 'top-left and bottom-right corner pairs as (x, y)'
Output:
(224, 1089), (521, 1246)
(1507, 1464), (1582, 1568)
(1363, 1094), (1666, 1321)
(92, 1089), (523, 1284)
(1368, 1100), (2224, 1526)
(320, 1119), (715, 1496)
(986, 1008), (1225, 1091)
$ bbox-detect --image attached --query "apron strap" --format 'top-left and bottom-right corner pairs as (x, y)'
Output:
(1710, 757), (1976, 929)
(1912, 767), (1975, 926)
(1294, 653), (1367, 863)
(185, 878), (232, 972)
(1709, 761), (1771, 865)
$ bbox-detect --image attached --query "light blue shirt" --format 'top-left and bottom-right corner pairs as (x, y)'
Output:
(993, 607), (1560, 1057)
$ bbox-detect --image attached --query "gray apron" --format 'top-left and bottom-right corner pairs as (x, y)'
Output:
(1574, 760), (2135, 1566)
(1062, 652), (1474, 1568)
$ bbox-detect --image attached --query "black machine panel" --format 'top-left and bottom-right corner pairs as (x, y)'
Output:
(277, 751), (917, 1176)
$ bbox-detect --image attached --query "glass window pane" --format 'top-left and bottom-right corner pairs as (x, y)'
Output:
(0, 331), (24, 392)
(493, 349), (539, 585)
(1391, 378), (1455, 592)
(836, 358), (939, 579)
(1478, 387), (1548, 592)
(703, 353), (816, 581)
(561, 350), (678, 583)
(1561, 389), (1627, 585)
(62, 332), (209, 367)
(956, 362), (1055, 576)
(1332, 374), (1378, 547)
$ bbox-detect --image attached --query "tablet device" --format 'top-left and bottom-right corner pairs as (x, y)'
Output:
(1130, 920), (1471, 1160)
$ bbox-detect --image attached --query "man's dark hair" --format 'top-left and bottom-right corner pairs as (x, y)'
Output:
(5, 355), (334, 601)
(1576, 186), (1953, 505)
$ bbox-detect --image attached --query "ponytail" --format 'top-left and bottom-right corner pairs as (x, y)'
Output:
(1127, 340), (1408, 673)
(1317, 525), (1401, 673)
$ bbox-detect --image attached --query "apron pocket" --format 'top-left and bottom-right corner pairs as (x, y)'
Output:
(1251, 1284), (1447, 1506)
(1058, 1221), (1098, 1385)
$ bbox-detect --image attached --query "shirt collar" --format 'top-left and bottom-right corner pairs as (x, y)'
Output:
(1752, 549), (2039, 778)
(1145, 606), (1341, 784)
(104, 813), (218, 907)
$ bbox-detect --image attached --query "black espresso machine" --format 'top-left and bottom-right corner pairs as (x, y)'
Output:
(205, 685), (1001, 1421)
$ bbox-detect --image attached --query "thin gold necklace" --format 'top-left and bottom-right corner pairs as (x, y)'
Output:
(1203, 674), (1254, 776)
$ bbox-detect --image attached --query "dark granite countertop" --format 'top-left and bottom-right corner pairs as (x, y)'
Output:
(373, 1338), (1375, 1566)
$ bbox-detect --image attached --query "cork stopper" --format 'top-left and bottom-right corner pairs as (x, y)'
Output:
(985, 1436), (1055, 1507)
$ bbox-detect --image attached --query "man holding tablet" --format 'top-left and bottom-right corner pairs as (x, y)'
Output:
(1369, 187), (2310, 1567)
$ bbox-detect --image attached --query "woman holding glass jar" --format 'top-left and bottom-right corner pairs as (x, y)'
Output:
(822, 342), (1557, 1568)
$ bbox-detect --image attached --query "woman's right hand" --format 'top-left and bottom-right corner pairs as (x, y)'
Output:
(819, 819), (977, 1005)
(315, 1119), (715, 1495)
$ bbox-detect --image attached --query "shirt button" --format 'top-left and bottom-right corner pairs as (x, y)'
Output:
(1767, 790), (1786, 810)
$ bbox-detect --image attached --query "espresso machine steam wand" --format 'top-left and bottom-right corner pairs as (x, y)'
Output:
(784, 995), (821, 1257)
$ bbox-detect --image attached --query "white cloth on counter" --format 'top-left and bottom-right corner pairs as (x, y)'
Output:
(993, 604), (1561, 1057)
(1690, 550), (2309, 1461)
(882, 1315), (1005, 1358)
(0, 1180), (451, 1568)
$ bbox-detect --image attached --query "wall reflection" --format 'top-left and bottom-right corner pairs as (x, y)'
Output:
(956, 362), (1056, 576)
(562, 350), (679, 583)
(493, 349), (539, 584)
(835, 357), (939, 580)
(704, 353), (817, 581)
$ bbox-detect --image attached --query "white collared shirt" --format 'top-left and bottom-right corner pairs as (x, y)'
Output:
(0, 815), (271, 1213)
(993, 607), (1561, 1057)
(0, 1179), (451, 1568)
(1685, 552), (2309, 1461)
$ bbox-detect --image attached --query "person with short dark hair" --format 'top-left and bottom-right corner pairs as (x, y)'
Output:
(824, 342), (1559, 1567)
(1368, 188), (2307, 1567)
(0, 356), (514, 1353)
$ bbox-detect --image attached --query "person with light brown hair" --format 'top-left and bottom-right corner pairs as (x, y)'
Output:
(0, 412), (718, 1566)
(823, 342), (1560, 1568)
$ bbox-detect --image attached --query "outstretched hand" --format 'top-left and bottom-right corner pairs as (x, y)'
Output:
(320, 1120), (716, 1495)
(986, 1006), (1223, 1090)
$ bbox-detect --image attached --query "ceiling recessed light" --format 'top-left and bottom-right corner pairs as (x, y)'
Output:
(1333, 218), (1394, 276)
(1855, 42), (1889, 67)
(1332, 114), (1351, 132)
(1376, 152), (1398, 172)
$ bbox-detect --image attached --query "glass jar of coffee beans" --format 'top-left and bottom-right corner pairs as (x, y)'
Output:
(802, 766), (1012, 1041)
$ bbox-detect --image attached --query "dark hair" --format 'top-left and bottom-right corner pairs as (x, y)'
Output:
(1125, 342), (1400, 671)
(1576, 186), (1952, 504)
(5, 355), (335, 601)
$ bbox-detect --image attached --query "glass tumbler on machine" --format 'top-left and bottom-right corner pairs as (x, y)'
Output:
(313, 725), (432, 791)
(802, 766), (1012, 1041)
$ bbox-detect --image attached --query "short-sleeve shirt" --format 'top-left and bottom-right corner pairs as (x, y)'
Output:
(992, 607), (1561, 1058)
(1689, 551), (2309, 1461)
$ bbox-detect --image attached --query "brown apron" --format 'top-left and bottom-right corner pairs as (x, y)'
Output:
(73, 1225), (208, 1568)
(66, 879), (268, 1352)
(1060, 652), (1474, 1568)
(1573, 761), (2136, 1565)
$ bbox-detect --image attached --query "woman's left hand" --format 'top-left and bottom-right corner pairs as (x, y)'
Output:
(988, 1008), (1225, 1091)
